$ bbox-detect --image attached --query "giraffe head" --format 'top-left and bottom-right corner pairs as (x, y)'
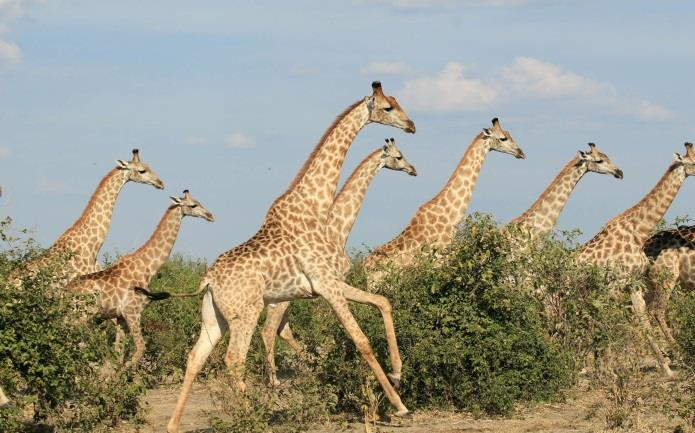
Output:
(673, 142), (695, 176)
(577, 142), (623, 179)
(116, 149), (165, 190)
(482, 118), (525, 159)
(366, 81), (416, 133)
(379, 138), (417, 176)
(169, 190), (215, 222)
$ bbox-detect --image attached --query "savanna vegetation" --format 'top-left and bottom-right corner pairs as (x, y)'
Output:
(1, 214), (694, 432)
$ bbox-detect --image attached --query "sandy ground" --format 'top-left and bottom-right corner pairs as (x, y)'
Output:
(118, 377), (684, 433)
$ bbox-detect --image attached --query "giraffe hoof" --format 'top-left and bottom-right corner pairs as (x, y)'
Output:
(387, 373), (401, 389)
(393, 409), (411, 419)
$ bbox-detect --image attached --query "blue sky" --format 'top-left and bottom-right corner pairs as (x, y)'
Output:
(1, 0), (694, 261)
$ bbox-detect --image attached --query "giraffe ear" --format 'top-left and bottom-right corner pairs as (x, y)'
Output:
(578, 150), (589, 160)
(482, 128), (492, 137)
(674, 152), (684, 162)
(115, 160), (129, 169)
(170, 196), (183, 205)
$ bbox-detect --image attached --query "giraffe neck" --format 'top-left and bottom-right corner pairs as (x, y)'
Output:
(510, 156), (586, 239)
(130, 206), (183, 279)
(56, 168), (129, 258)
(421, 133), (488, 228)
(328, 149), (382, 248)
(618, 164), (687, 245)
(270, 99), (370, 221)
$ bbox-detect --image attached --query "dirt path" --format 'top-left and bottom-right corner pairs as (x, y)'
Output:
(121, 380), (681, 433)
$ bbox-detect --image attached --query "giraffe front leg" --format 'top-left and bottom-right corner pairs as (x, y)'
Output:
(341, 285), (403, 388)
(123, 311), (146, 370)
(113, 318), (126, 364)
(630, 287), (674, 377)
(223, 298), (265, 392)
(168, 291), (227, 433)
(261, 302), (290, 386)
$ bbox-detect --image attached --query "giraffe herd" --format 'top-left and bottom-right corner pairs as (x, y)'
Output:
(2, 81), (693, 430)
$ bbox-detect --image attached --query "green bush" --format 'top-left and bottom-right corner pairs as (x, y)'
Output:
(0, 218), (143, 432)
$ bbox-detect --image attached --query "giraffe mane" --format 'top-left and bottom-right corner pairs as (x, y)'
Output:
(275, 99), (363, 203)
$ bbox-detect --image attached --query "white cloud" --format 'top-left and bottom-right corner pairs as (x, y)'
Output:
(400, 62), (497, 112)
(223, 133), (255, 149)
(185, 136), (206, 146)
(362, 61), (411, 76)
(36, 179), (75, 195)
(0, 39), (20, 64)
(398, 57), (673, 121)
(0, 0), (26, 66)
(0, 146), (12, 158)
(501, 57), (613, 98)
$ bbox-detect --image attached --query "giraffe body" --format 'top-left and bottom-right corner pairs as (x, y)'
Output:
(577, 143), (695, 377)
(167, 82), (416, 433)
(363, 118), (524, 272)
(65, 191), (214, 368)
(261, 138), (417, 386)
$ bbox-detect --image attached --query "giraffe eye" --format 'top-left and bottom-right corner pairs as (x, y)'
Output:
(383, 106), (393, 112)
(137, 169), (147, 174)
(499, 137), (508, 141)
(190, 204), (198, 208)
(595, 159), (604, 163)
(396, 155), (403, 160)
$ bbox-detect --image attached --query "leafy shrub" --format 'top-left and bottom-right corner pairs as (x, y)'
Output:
(0, 218), (143, 432)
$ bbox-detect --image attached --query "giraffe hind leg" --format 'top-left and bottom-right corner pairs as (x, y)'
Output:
(167, 291), (227, 433)
(261, 302), (290, 386)
(341, 284), (403, 388)
(316, 278), (409, 416)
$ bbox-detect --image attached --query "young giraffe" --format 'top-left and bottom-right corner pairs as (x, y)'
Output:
(65, 190), (214, 368)
(577, 142), (695, 377)
(644, 225), (695, 343)
(260, 138), (417, 386)
(12, 149), (165, 286)
(362, 118), (525, 273)
(507, 143), (623, 240)
(167, 82), (416, 433)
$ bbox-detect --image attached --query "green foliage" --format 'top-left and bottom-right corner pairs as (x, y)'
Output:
(0, 218), (143, 432)
(140, 254), (213, 383)
(208, 372), (335, 433)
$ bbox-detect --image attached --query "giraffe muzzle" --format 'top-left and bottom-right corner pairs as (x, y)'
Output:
(404, 120), (416, 134)
(515, 148), (526, 159)
(614, 169), (624, 179)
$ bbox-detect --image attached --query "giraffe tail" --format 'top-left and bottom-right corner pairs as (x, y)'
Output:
(134, 287), (171, 301)
(170, 278), (210, 298)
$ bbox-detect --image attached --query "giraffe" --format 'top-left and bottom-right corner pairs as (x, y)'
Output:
(1, 149), (163, 408)
(260, 138), (417, 386)
(65, 190), (214, 368)
(507, 143), (623, 241)
(362, 118), (525, 273)
(167, 81), (416, 432)
(13, 149), (165, 286)
(644, 225), (695, 343)
(577, 142), (695, 377)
